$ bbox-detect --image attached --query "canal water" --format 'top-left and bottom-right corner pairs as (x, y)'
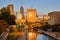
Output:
(36, 33), (56, 40)
(7, 29), (57, 40)
(28, 29), (57, 40)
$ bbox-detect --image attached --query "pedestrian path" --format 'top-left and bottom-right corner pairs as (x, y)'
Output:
(0, 31), (9, 40)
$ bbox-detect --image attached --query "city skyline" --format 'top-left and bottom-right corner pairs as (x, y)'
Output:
(0, 0), (60, 15)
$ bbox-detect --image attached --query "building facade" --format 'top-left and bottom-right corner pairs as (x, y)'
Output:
(7, 4), (14, 15)
(48, 11), (60, 25)
(15, 12), (26, 24)
(20, 6), (24, 18)
(26, 9), (38, 22)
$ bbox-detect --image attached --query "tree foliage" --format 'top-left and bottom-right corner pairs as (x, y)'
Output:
(0, 20), (9, 32)
(0, 7), (16, 25)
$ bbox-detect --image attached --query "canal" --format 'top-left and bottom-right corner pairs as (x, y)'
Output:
(27, 29), (57, 40)
(7, 28), (57, 40)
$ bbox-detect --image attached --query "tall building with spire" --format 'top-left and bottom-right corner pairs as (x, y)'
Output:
(7, 4), (14, 15)
(20, 6), (24, 19)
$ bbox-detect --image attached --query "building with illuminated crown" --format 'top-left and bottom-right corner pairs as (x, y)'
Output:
(26, 9), (39, 22)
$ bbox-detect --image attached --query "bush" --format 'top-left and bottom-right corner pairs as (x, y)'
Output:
(40, 24), (51, 31)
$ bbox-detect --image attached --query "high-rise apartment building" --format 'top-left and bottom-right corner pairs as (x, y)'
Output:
(7, 4), (14, 15)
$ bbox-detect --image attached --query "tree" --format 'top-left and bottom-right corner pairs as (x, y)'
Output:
(0, 7), (8, 13)
(0, 12), (16, 25)
(8, 15), (16, 25)
(51, 24), (60, 31)
(40, 24), (51, 31)
(0, 7), (16, 25)
(0, 20), (9, 32)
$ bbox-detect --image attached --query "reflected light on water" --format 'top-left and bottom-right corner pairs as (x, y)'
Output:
(28, 32), (36, 40)
(28, 32), (33, 36)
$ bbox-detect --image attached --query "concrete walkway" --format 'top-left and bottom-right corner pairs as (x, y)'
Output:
(0, 31), (9, 40)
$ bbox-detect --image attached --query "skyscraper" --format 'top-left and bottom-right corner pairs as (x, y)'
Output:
(7, 4), (14, 15)
(20, 6), (24, 18)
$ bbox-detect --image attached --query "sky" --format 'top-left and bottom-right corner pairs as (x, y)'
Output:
(0, 0), (60, 15)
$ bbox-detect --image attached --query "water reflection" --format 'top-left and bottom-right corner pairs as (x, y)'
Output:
(28, 29), (57, 40)
(36, 34), (48, 40)
(28, 31), (36, 40)
(36, 34), (56, 40)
